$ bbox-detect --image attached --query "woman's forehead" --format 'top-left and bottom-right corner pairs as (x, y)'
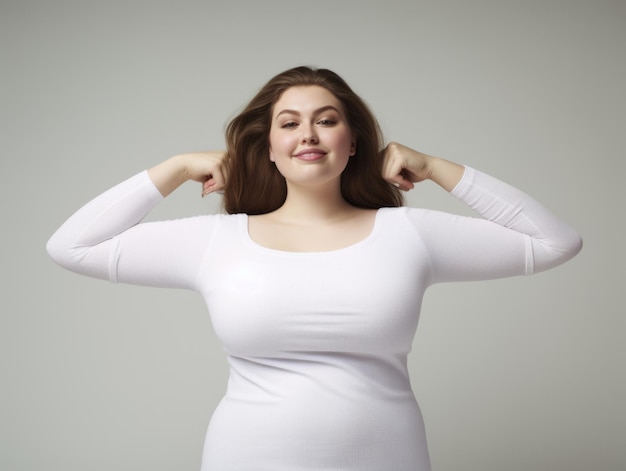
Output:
(273, 86), (343, 116)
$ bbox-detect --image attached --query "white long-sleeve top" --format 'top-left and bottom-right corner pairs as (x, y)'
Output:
(47, 166), (581, 471)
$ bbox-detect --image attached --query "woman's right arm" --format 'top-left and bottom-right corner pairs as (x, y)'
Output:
(46, 152), (228, 287)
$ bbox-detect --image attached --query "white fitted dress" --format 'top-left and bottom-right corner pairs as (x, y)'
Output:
(47, 166), (582, 470)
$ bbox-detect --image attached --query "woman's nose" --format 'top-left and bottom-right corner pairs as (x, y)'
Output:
(301, 125), (318, 144)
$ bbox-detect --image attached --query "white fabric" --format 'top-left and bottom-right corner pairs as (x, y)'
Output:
(47, 166), (581, 471)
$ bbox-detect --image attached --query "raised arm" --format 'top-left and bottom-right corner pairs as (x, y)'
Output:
(46, 152), (228, 287)
(382, 142), (582, 277)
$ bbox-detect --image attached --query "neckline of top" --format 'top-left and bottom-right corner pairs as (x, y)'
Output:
(240, 207), (389, 256)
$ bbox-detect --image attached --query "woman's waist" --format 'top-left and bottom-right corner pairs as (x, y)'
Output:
(225, 353), (414, 403)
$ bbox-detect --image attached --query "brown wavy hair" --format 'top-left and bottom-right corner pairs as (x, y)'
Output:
(223, 66), (403, 214)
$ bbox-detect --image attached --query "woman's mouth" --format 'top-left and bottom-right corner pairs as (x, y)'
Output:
(294, 148), (327, 161)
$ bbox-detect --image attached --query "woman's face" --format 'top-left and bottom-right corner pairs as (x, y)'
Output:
(269, 85), (355, 188)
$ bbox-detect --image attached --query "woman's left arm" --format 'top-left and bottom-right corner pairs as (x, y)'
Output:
(382, 142), (583, 275)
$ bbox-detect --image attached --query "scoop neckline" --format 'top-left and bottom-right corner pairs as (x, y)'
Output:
(239, 207), (387, 256)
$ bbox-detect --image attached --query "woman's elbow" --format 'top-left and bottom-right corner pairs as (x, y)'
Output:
(535, 230), (583, 273)
(46, 232), (72, 270)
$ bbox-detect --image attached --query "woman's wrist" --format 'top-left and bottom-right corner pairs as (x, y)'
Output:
(148, 154), (192, 197)
(427, 156), (465, 192)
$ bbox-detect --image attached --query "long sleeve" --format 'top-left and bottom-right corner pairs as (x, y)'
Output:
(406, 166), (582, 284)
(46, 170), (215, 290)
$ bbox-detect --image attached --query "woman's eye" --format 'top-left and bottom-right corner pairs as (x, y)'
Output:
(318, 119), (336, 126)
(281, 122), (298, 129)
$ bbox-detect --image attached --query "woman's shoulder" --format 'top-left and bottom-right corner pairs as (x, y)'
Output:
(146, 212), (245, 233)
(377, 205), (456, 232)
(193, 212), (246, 226)
(378, 205), (429, 220)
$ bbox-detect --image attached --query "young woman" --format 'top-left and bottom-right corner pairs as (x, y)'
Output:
(47, 66), (582, 471)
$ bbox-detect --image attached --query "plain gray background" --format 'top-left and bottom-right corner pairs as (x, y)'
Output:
(2, 1), (624, 470)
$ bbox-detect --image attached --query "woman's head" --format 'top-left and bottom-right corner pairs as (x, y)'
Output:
(223, 66), (403, 214)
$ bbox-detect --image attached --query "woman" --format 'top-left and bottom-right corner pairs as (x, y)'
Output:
(47, 66), (582, 470)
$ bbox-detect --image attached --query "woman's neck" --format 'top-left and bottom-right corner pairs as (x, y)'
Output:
(272, 181), (356, 224)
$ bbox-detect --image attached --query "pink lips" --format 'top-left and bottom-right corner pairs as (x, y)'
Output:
(294, 148), (327, 161)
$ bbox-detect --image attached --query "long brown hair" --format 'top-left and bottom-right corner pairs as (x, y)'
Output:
(223, 66), (403, 214)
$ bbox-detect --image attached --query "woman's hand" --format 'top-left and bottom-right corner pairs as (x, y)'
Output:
(180, 151), (229, 197)
(148, 151), (228, 197)
(382, 142), (433, 191)
(382, 142), (465, 192)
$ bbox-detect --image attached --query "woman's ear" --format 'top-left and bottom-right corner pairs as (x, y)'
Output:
(349, 132), (357, 156)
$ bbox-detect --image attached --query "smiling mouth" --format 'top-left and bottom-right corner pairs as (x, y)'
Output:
(294, 149), (327, 161)
(295, 152), (326, 161)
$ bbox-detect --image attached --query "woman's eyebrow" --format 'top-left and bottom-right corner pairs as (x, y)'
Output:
(275, 105), (341, 118)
